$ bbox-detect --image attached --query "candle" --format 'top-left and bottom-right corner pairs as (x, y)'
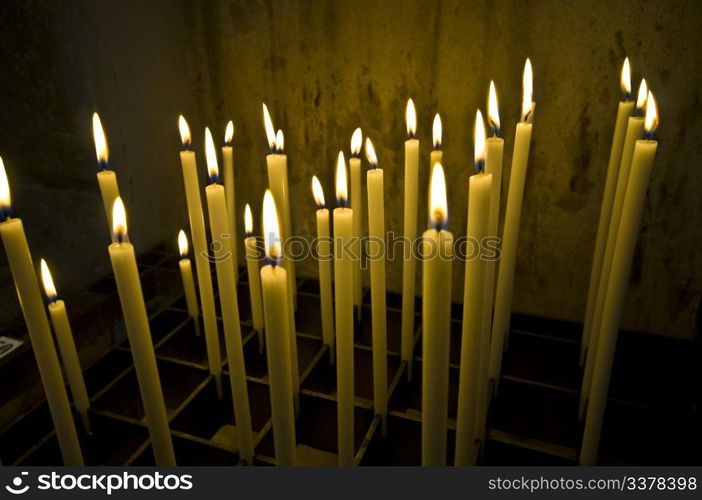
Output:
(365, 138), (387, 436)
(40, 259), (92, 435)
(455, 111), (493, 466)
(580, 93), (658, 466)
(109, 198), (175, 465)
(244, 204), (265, 352)
(178, 115), (223, 398)
(581, 59), (634, 365)
(0, 159), (83, 465)
(580, 79), (648, 416)
(260, 190), (297, 465)
(401, 98), (419, 380)
(177, 230), (201, 336)
(422, 163), (453, 466)
(489, 59), (535, 391)
(350, 127), (364, 322)
(222, 120), (238, 282)
(92, 112), (124, 242)
(204, 128), (255, 465)
(311, 176), (335, 363)
(334, 151), (355, 466)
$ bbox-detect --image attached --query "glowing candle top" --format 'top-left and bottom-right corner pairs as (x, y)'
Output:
(0, 156), (11, 218)
(429, 163), (448, 231)
(112, 197), (128, 243)
(406, 98), (417, 139)
(433, 114), (442, 150)
(204, 127), (219, 184)
(244, 204), (254, 237)
(262, 103), (277, 153)
(262, 189), (281, 265)
(365, 137), (378, 169)
(178, 115), (191, 150)
(621, 57), (632, 100)
(224, 120), (234, 147)
(644, 90), (659, 139)
(635, 79), (648, 116)
(92, 112), (109, 170)
(488, 81), (501, 137)
(178, 230), (189, 258)
(474, 110), (487, 173)
(312, 176), (325, 209)
(335, 151), (348, 207)
(275, 129), (285, 154)
(351, 127), (363, 158)
(40, 259), (58, 302)
(521, 59), (534, 123)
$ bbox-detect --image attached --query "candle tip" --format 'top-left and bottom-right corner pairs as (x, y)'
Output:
(621, 58), (632, 99)
(244, 204), (254, 235)
(351, 127), (362, 156)
(311, 176), (326, 208)
(365, 137), (378, 169)
(474, 109), (486, 173)
(178, 115), (191, 149)
(178, 230), (189, 258)
(429, 163), (448, 231)
(644, 90), (659, 139)
(406, 98), (417, 138)
(0, 156), (11, 215)
(40, 258), (58, 302)
(92, 112), (110, 169)
(112, 197), (128, 243)
(204, 127), (219, 183)
(432, 113), (442, 149)
(224, 120), (234, 145)
(488, 81), (501, 136)
(335, 151), (348, 206)
(262, 189), (282, 265)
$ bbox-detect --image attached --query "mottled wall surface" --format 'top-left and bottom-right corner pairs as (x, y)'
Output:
(0, 0), (701, 340)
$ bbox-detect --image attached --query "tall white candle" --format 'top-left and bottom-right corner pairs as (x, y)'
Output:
(92, 113), (125, 243)
(311, 176), (335, 363)
(177, 230), (200, 336)
(350, 127), (364, 322)
(422, 163), (453, 466)
(222, 120), (238, 282)
(244, 204), (265, 351)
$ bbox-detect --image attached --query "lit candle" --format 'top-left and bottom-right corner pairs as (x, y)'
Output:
(580, 79), (648, 416)
(401, 98), (419, 380)
(311, 176), (334, 363)
(455, 111), (493, 466)
(334, 151), (355, 466)
(0, 159), (83, 465)
(244, 204), (265, 352)
(260, 190), (297, 465)
(178, 115), (223, 398)
(350, 127), (364, 322)
(109, 198), (175, 465)
(489, 59), (535, 391)
(222, 120), (238, 282)
(581, 59), (634, 365)
(92, 112), (124, 242)
(580, 93), (659, 466)
(422, 163), (453, 466)
(427, 114), (442, 225)
(204, 128), (255, 465)
(177, 230), (201, 336)
(365, 138), (387, 436)
(40, 259), (92, 435)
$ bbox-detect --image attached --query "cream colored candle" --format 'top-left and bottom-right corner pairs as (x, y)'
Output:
(401, 98), (419, 380)
(40, 259), (92, 435)
(244, 204), (265, 351)
(178, 116), (222, 398)
(581, 59), (634, 365)
(204, 128), (254, 465)
(334, 151), (355, 466)
(580, 80), (648, 416)
(581, 94), (658, 466)
(93, 113), (124, 242)
(455, 112), (493, 466)
(365, 138), (387, 436)
(350, 127), (363, 322)
(311, 176), (334, 363)
(222, 120), (238, 282)
(109, 198), (175, 465)
(0, 164), (83, 465)
(177, 230), (201, 337)
(260, 190), (297, 465)
(489, 59), (535, 391)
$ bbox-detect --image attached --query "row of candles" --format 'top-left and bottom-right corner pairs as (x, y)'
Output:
(0, 56), (658, 467)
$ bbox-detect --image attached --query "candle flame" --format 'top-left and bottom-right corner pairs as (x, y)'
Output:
(262, 103), (276, 151)
(429, 163), (448, 230)
(0, 157), (10, 211)
(432, 113), (442, 149)
(621, 58), (632, 97)
(178, 230), (189, 258)
(365, 137), (378, 169)
(474, 109), (486, 172)
(644, 90), (659, 136)
(311, 175), (325, 208)
(178, 115), (191, 148)
(335, 151), (348, 205)
(92, 112), (109, 167)
(40, 259), (58, 301)
(262, 189), (281, 263)
(351, 127), (362, 156)
(224, 120), (234, 145)
(636, 79), (648, 113)
(204, 127), (219, 181)
(488, 81), (501, 135)
(112, 197), (127, 242)
(244, 203), (253, 235)
(406, 98), (417, 138)
(521, 58), (534, 122)
(275, 129), (284, 153)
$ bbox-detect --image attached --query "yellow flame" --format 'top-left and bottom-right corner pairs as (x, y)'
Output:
(432, 114), (442, 148)
(351, 127), (362, 155)
(644, 90), (658, 135)
(40, 259), (58, 300)
(621, 58), (631, 96)
(365, 137), (378, 168)
(276, 129), (284, 152)
(262, 189), (281, 261)
(0, 157), (10, 210)
(178, 115), (191, 147)
(224, 120), (234, 145)
(311, 175), (325, 207)
(204, 127), (219, 180)
(92, 112), (109, 164)
(636, 78), (648, 112)
(262, 103), (276, 150)
(429, 163), (448, 228)
(178, 230), (188, 257)
(474, 109), (486, 168)
(488, 81), (500, 134)
(406, 98), (417, 137)
(244, 204), (253, 234)
(112, 197), (127, 240)
(521, 58), (534, 122)
(336, 151), (348, 204)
